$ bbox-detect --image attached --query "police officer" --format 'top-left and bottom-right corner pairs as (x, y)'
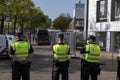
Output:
(80, 35), (101, 80)
(52, 33), (70, 80)
(10, 32), (34, 80)
(116, 50), (120, 80)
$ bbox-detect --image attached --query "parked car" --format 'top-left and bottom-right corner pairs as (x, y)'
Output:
(0, 34), (16, 57)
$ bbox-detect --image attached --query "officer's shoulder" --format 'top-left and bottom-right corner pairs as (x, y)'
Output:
(94, 44), (100, 46)
(64, 43), (69, 45)
(60, 43), (69, 46)
(12, 41), (17, 44)
(11, 41), (17, 46)
(24, 40), (30, 43)
(53, 43), (58, 46)
(92, 44), (100, 47)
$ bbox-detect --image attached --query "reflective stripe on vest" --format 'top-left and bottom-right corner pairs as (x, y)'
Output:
(53, 44), (69, 62)
(84, 44), (100, 63)
(12, 41), (30, 60)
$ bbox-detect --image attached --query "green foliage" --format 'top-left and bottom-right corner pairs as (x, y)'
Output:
(0, 0), (50, 34)
(53, 13), (72, 31)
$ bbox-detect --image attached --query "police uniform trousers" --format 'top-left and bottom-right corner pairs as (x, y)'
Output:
(52, 60), (69, 80)
(117, 61), (120, 80)
(81, 59), (99, 80)
(12, 62), (31, 80)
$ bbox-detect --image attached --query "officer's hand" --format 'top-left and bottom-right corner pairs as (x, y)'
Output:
(20, 60), (26, 64)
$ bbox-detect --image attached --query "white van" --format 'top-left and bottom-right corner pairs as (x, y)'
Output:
(6, 34), (16, 49)
(0, 34), (9, 57)
(0, 34), (16, 57)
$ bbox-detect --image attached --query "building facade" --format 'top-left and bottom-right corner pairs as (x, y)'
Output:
(88, 0), (120, 51)
(73, 1), (84, 31)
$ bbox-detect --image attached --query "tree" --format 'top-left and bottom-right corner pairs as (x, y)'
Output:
(0, 0), (10, 34)
(42, 15), (51, 29)
(53, 13), (72, 31)
(29, 7), (47, 28)
(0, 0), (50, 34)
(8, 0), (35, 34)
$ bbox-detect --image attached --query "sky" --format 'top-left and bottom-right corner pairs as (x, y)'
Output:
(32, 0), (85, 20)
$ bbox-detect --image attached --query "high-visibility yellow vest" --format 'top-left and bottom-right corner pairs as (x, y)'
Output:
(11, 41), (30, 60)
(83, 44), (100, 63)
(118, 50), (120, 57)
(53, 44), (69, 62)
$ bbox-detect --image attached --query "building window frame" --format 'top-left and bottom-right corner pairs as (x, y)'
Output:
(111, 0), (120, 21)
(96, 0), (108, 22)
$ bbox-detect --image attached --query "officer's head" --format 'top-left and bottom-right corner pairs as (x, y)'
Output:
(57, 33), (64, 43)
(87, 35), (96, 43)
(15, 32), (23, 40)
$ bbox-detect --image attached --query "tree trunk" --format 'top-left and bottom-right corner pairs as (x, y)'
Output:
(0, 17), (4, 34)
(13, 15), (17, 35)
(21, 17), (23, 34)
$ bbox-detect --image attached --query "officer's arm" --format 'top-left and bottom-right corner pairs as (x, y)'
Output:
(25, 53), (34, 62)
(25, 44), (34, 62)
(53, 44), (56, 54)
(117, 50), (120, 61)
(80, 46), (86, 54)
(9, 46), (23, 63)
(10, 55), (23, 62)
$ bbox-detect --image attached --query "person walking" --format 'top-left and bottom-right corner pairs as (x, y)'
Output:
(52, 33), (70, 80)
(9, 32), (34, 80)
(80, 35), (101, 80)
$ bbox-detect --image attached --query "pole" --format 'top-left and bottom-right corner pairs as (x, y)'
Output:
(86, 0), (89, 42)
(8, 22), (9, 34)
(81, 0), (89, 80)
(84, 0), (89, 43)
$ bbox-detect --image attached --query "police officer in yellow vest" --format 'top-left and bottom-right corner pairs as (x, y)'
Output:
(52, 33), (70, 80)
(10, 32), (34, 80)
(80, 35), (101, 80)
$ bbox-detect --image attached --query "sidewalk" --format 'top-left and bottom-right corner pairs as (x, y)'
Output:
(70, 50), (118, 80)
(31, 44), (118, 80)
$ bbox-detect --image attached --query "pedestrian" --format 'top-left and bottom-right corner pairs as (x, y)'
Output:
(80, 35), (101, 80)
(9, 32), (34, 80)
(32, 35), (35, 43)
(52, 33), (70, 80)
(116, 50), (120, 80)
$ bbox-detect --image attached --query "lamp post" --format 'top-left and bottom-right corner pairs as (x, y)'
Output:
(6, 14), (11, 34)
(84, 0), (89, 43)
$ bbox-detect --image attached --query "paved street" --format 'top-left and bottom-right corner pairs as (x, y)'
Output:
(0, 44), (118, 80)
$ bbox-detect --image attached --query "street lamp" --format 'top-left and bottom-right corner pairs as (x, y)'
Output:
(6, 14), (11, 34)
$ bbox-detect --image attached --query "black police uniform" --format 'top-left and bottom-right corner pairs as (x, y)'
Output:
(80, 35), (101, 80)
(117, 61), (120, 80)
(10, 33), (34, 80)
(52, 33), (70, 80)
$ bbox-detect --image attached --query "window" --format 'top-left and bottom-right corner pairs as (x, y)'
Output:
(79, 21), (84, 26)
(111, 0), (120, 21)
(96, 0), (107, 22)
(75, 21), (84, 26)
(79, 22), (82, 26)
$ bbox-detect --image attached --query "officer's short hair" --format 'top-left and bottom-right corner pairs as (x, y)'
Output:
(88, 35), (96, 41)
(58, 33), (64, 39)
(15, 32), (23, 38)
